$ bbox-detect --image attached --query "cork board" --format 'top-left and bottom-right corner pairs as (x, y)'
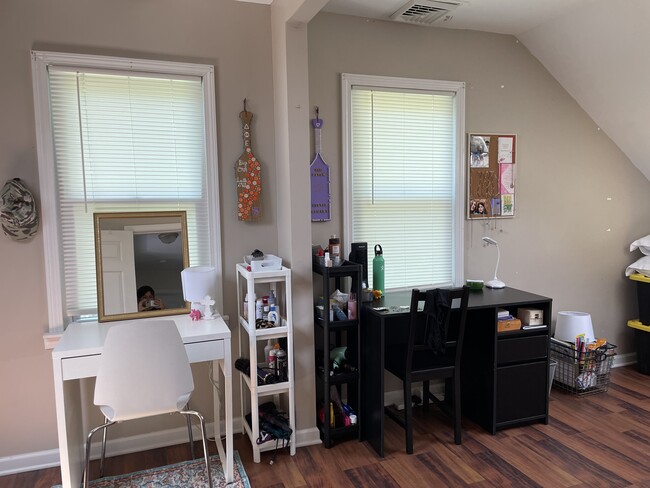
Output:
(467, 133), (516, 219)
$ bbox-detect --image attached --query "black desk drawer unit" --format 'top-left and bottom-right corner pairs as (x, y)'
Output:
(496, 360), (548, 424)
(498, 335), (548, 365)
(461, 290), (552, 435)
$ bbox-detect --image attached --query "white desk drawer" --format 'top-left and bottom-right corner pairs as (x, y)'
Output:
(186, 339), (225, 363)
(62, 355), (101, 380)
(61, 340), (224, 381)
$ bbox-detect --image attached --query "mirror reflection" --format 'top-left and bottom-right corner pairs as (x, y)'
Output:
(94, 211), (190, 322)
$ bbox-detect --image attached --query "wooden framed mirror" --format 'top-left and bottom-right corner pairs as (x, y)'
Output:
(94, 211), (190, 322)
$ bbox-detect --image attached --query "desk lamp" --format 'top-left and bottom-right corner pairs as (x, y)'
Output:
(482, 236), (505, 289)
(181, 266), (217, 320)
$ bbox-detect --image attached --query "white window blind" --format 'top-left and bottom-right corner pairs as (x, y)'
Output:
(346, 78), (464, 291)
(47, 68), (212, 318)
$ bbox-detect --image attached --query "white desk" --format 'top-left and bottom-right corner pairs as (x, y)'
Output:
(52, 314), (233, 487)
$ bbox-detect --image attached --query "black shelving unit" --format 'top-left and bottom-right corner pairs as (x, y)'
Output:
(312, 259), (362, 448)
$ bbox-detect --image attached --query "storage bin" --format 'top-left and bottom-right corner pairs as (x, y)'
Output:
(550, 338), (616, 396)
(629, 273), (650, 324)
(627, 320), (650, 375)
(518, 308), (544, 326)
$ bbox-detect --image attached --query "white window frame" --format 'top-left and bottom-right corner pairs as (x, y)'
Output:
(31, 51), (222, 332)
(341, 73), (465, 290)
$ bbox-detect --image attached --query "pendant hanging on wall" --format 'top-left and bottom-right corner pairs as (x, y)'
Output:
(310, 107), (331, 222)
(1, 178), (39, 241)
(235, 99), (262, 222)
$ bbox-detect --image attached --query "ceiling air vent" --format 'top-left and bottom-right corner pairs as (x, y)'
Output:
(390, 0), (460, 26)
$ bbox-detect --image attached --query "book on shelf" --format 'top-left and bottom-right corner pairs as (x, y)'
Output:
(497, 308), (510, 319)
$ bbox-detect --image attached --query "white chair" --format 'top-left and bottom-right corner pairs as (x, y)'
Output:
(83, 320), (213, 487)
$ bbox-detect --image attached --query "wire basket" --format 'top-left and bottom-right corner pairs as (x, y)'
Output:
(550, 338), (616, 396)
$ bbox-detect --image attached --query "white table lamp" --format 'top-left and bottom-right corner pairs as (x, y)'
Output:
(482, 236), (505, 289)
(554, 311), (596, 343)
(181, 266), (217, 320)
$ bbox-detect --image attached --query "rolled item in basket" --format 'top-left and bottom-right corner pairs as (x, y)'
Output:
(575, 371), (597, 390)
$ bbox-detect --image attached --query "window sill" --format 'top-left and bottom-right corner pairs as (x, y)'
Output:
(43, 329), (64, 350)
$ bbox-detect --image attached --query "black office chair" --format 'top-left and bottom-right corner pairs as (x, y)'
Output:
(384, 286), (469, 454)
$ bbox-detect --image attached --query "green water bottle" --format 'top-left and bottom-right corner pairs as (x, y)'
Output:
(373, 244), (384, 295)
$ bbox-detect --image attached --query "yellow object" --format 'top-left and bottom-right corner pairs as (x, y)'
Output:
(373, 289), (383, 299)
(629, 273), (650, 284)
(588, 338), (608, 350)
(628, 319), (650, 332)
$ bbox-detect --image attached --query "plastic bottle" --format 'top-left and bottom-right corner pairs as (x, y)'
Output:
(262, 296), (269, 321)
(243, 293), (249, 320)
(268, 344), (277, 373)
(255, 297), (264, 320)
(329, 234), (341, 262)
(268, 290), (277, 311)
(263, 339), (274, 362)
(373, 244), (385, 295)
(267, 304), (279, 324)
(275, 345), (287, 381)
(347, 292), (357, 320)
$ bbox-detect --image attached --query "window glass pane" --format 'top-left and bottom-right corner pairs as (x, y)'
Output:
(350, 87), (457, 290)
(48, 69), (211, 317)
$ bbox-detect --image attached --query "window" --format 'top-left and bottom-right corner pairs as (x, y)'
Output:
(342, 74), (464, 291)
(31, 51), (221, 330)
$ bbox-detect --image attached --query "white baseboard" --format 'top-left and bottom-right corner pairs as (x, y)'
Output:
(613, 351), (636, 368)
(0, 448), (62, 477)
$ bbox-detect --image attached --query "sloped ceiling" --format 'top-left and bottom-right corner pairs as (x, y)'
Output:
(316, 0), (650, 181)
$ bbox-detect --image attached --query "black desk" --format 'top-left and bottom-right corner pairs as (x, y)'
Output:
(360, 287), (552, 457)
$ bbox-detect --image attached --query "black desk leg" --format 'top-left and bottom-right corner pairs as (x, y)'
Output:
(360, 313), (385, 457)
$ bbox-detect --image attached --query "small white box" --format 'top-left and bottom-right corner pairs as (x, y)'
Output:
(518, 308), (544, 326)
(245, 254), (282, 271)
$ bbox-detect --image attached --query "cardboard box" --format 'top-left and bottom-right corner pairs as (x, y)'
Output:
(518, 308), (544, 326)
(498, 317), (521, 332)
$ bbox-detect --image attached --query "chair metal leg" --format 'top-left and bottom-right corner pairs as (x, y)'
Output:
(185, 403), (196, 460)
(181, 410), (213, 488)
(99, 416), (109, 478)
(83, 420), (115, 488)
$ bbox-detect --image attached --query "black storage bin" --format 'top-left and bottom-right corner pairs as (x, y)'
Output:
(630, 273), (650, 324)
(627, 320), (650, 375)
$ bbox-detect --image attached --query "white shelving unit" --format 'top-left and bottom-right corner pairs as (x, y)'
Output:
(236, 263), (295, 463)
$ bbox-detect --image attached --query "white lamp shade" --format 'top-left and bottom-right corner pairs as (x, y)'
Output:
(181, 266), (217, 303)
(554, 311), (596, 343)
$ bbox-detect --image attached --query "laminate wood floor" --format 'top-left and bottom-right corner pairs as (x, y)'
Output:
(3, 366), (649, 488)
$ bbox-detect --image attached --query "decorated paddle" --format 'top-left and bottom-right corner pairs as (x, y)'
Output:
(310, 107), (331, 222)
(235, 99), (262, 221)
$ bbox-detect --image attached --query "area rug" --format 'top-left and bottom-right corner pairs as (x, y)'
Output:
(54, 451), (250, 488)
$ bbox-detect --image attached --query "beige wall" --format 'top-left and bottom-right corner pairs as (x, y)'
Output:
(308, 13), (650, 355)
(0, 0), (278, 458)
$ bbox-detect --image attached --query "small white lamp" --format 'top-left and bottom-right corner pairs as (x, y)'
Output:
(554, 311), (596, 343)
(181, 266), (217, 320)
(482, 236), (505, 289)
